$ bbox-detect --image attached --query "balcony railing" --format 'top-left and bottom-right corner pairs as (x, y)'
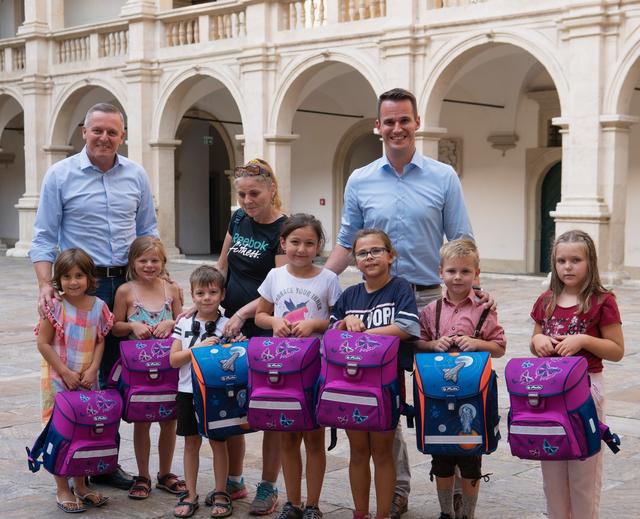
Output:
(281, 1), (327, 30)
(56, 34), (90, 63)
(340, 0), (386, 22)
(0, 38), (25, 73)
(427, 0), (489, 7)
(99, 27), (128, 58)
(50, 21), (130, 65)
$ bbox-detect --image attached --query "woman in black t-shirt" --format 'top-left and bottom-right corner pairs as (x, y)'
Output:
(216, 158), (286, 514)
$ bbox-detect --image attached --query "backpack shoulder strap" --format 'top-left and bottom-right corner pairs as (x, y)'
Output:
(434, 298), (443, 340)
(26, 417), (52, 473)
(473, 307), (491, 338)
(229, 209), (245, 235)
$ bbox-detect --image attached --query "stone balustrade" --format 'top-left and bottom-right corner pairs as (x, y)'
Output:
(99, 27), (128, 58)
(210, 9), (246, 41)
(281, 0), (327, 30)
(427, 0), (488, 7)
(340, 0), (386, 22)
(165, 16), (200, 47)
(56, 33), (90, 63)
(0, 38), (25, 73)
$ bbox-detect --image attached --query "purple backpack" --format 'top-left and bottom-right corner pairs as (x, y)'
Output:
(247, 336), (321, 431)
(505, 356), (620, 460)
(27, 389), (123, 477)
(108, 338), (179, 422)
(316, 329), (401, 431)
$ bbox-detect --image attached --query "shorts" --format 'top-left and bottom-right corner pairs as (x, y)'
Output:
(176, 391), (199, 437)
(176, 391), (227, 441)
(431, 454), (482, 480)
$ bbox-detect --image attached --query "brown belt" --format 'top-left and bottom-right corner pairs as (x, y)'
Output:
(411, 283), (441, 291)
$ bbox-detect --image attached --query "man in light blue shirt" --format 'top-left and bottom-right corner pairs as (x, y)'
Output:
(325, 88), (473, 519)
(30, 102), (157, 489)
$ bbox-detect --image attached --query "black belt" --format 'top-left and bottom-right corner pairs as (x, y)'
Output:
(411, 283), (441, 291)
(96, 266), (127, 278)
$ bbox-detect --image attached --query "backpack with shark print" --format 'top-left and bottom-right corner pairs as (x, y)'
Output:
(190, 341), (253, 439)
(505, 356), (620, 460)
(247, 336), (321, 431)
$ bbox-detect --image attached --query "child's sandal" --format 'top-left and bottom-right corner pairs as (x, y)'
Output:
(210, 491), (232, 518)
(157, 472), (187, 495)
(128, 476), (152, 500)
(174, 493), (199, 518)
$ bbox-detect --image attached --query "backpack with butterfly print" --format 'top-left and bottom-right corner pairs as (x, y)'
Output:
(247, 336), (321, 431)
(316, 329), (402, 431)
(191, 341), (253, 439)
(505, 356), (620, 460)
(27, 389), (123, 477)
(108, 338), (179, 422)
(413, 351), (500, 456)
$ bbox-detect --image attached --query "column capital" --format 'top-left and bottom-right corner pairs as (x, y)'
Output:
(416, 127), (447, 140)
(43, 144), (74, 154)
(551, 197), (610, 223)
(149, 139), (182, 150)
(551, 117), (569, 133)
(600, 114), (639, 131)
(264, 134), (299, 144)
(237, 46), (278, 75)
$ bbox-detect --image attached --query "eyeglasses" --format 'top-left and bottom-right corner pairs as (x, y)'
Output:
(354, 247), (389, 261)
(234, 164), (271, 179)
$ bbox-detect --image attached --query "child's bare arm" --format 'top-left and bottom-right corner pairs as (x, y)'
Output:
(531, 323), (556, 357)
(367, 324), (411, 340)
(291, 319), (329, 337)
(80, 335), (104, 388)
(170, 338), (192, 368)
(456, 336), (505, 358)
(255, 297), (291, 337)
(554, 323), (624, 362)
(415, 336), (455, 352)
(37, 319), (81, 390)
(153, 288), (181, 339)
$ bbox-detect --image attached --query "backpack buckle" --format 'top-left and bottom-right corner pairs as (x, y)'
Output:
(94, 424), (104, 434)
(268, 371), (280, 384)
(527, 393), (540, 407)
(149, 369), (159, 380)
(345, 362), (358, 377)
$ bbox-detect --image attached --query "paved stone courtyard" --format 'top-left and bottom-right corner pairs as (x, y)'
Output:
(1, 256), (638, 518)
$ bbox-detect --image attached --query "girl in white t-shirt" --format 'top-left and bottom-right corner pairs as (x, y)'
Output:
(255, 213), (342, 519)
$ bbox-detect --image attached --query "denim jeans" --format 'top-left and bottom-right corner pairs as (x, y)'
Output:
(92, 275), (126, 387)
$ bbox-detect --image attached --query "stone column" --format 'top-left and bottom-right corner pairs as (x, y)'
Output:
(7, 1), (50, 257)
(415, 127), (447, 161)
(264, 134), (299, 213)
(550, 9), (619, 277)
(598, 115), (638, 281)
(149, 139), (183, 258)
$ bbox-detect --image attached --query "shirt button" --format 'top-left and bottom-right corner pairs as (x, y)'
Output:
(454, 310), (459, 314)
(451, 327), (456, 331)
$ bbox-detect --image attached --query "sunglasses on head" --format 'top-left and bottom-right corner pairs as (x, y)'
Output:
(234, 163), (271, 179)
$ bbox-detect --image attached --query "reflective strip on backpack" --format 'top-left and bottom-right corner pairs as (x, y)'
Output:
(208, 416), (248, 430)
(130, 394), (177, 403)
(248, 400), (302, 410)
(320, 392), (378, 407)
(510, 425), (566, 436)
(425, 435), (483, 444)
(72, 448), (118, 459)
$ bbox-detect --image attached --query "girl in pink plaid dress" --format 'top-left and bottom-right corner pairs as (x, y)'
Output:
(37, 248), (113, 513)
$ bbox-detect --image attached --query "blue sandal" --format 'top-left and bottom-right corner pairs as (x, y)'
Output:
(174, 493), (199, 518)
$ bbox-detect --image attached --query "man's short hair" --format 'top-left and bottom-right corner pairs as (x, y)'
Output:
(83, 102), (125, 129)
(190, 265), (225, 292)
(439, 238), (480, 268)
(377, 88), (418, 119)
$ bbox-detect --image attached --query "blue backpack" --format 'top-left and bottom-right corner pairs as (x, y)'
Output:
(190, 341), (253, 439)
(413, 300), (500, 456)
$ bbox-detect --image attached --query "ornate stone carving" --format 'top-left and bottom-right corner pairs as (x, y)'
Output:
(438, 137), (462, 176)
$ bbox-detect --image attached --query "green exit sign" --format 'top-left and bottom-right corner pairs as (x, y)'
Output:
(203, 136), (213, 145)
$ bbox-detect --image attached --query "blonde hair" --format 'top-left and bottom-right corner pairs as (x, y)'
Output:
(546, 229), (611, 317)
(439, 239), (479, 268)
(235, 158), (283, 211)
(126, 236), (168, 280)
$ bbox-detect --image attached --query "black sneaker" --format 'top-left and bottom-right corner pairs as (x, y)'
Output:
(303, 505), (323, 519)
(90, 465), (134, 490)
(275, 501), (304, 519)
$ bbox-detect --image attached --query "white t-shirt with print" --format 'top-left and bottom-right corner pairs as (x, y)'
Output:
(172, 314), (228, 393)
(258, 266), (342, 331)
